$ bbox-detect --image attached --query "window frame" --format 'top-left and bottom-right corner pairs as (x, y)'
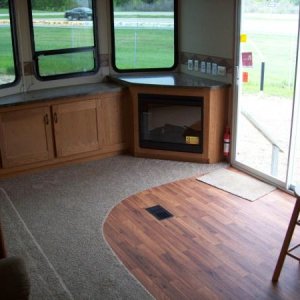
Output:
(0, 0), (20, 90)
(110, 0), (178, 73)
(27, 0), (99, 81)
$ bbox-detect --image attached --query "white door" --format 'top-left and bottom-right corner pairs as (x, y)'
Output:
(233, 0), (300, 189)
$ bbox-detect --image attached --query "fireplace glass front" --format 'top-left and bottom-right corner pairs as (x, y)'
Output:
(139, 93), (203, 153)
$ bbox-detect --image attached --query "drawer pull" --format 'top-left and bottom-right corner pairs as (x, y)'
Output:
(53, 112), (58, 123)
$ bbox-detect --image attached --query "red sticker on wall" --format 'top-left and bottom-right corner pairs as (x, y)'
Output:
(242, 72), (249, 83)
(242, 52), (253, 67)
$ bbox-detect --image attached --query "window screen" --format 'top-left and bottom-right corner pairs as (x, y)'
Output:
(28, 0), (98, 80)
(0, 0), (19, 88)
(111, 0), (177, 71)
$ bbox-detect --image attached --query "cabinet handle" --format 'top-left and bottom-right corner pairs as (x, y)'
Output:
(44, 114), (49, 125)
(53, 112), (58, 123)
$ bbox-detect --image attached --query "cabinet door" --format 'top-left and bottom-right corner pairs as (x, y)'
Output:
(53, 99), (101, 157)
(101, 93), (128, 150)
(0, 107), (54, 168)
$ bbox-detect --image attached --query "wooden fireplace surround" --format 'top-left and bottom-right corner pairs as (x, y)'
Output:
(129, 85), (229, 164)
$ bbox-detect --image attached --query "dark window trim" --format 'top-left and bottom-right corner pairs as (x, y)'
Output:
(34, 47), (96, 57)
(0, 0), (20, 90)
(27, 0), (99, 81)
(110, 0), (178, 73)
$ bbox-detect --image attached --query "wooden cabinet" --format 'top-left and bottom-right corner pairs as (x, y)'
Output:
(53, 99), (101, 157)
(0, 106), (54, 168)
(0, 91), (128, 175)
(100, 93), (128, 151)
(130, 86), (229, 163)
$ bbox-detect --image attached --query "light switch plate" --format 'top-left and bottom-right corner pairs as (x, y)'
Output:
(212, 63), (218, 75)
(187, 60), (193, 71)
(206, 62), (211, 74)
(200, 61), (206, 73)
(194, 60), (199, 71)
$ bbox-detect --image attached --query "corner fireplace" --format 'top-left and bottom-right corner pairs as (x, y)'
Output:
(138, 93), (203, 153)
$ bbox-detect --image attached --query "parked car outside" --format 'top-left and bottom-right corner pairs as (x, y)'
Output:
(64, 7), (92, 20)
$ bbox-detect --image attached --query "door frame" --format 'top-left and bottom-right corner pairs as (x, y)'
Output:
(286, 23), (300, 191)
(231, 0), (300, 190)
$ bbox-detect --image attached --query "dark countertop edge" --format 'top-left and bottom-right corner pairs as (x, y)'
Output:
(108, 73), (230, 89)
(0, 82), (124, 108)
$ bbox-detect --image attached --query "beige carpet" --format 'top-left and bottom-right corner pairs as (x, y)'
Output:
(0, 155), (227, 299)
(197, 168), (276, 201)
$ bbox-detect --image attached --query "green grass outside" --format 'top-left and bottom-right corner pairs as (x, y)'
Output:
(114, 28), (174, 69)
(242, 33), (297, 98)
(0, 25), (173, 71)
(0, 27), (14, 76)
(30, 27), (94, 76)
(38, 52), (94, 76)
(0, 8), (8, 20)
(32, 27), (94, 51)
(0, 9), (64, 19)
(0, 25), (94, 76)
(0, 21), (298, 97)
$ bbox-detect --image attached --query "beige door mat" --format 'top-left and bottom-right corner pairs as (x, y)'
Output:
(197, 168), (276, 202)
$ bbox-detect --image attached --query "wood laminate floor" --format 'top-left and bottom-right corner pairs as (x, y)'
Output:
(103, 176), (300, 300)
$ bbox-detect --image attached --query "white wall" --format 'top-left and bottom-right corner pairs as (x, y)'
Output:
(179, 0), (236, 83)
(180, 0), (235, 58)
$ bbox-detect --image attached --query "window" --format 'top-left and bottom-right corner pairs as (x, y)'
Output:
(0, 0), (19, 88)
(28, 0), (99, 80)
(111, 0), (177, 72)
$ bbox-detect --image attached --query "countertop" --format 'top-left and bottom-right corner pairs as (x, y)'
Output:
(108, 73), (229, 89)
(0, 82), (122, 108)
(0, 73), (229, 108)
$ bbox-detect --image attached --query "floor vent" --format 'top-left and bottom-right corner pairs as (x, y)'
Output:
(146, 205), (173, 220)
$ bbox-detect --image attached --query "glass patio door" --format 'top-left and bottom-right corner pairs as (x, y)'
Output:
(233, 0), (300, 188)
(287, 57), (300, 189)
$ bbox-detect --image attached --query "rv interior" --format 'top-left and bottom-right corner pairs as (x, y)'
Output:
(0, 0), (300, 299)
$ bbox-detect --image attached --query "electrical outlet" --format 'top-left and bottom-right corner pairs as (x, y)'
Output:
(200, 61), (206, 73)
(206, 62), (211, 74)
(217, 66), (226, 76)
(194, 60), (199, 71)
(212, 63), (218, 75)
(187, 59), (193, 71)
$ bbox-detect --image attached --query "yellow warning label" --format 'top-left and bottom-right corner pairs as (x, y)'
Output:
(240, 34), (247, 43)
(186, 136), (200, 145)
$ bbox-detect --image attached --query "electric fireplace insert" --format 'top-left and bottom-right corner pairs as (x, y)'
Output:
(138, 93), (203, 153)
